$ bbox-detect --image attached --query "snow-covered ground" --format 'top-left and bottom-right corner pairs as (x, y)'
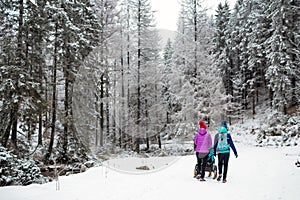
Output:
(1, 142), (299, 200)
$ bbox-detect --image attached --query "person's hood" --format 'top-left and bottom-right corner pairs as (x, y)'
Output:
(199, 128), (207, 135)
(218, 126), (228, 133)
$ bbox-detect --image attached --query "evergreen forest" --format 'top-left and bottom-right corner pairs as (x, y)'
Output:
(0, 0), (299, 186)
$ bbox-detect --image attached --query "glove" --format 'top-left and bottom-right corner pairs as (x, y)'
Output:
(235, 154), (238, 158)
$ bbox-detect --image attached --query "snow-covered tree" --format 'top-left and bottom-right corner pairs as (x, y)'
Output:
(162, 39), (175, 123)
(215, 0), (299, 118)
(247, 0), (270, 114)
(265, 0), (300, 113)
(0, 0), (47, 149)
(171, 0), (225, 131)
(163, 39), (174, 67)
(0, 0), (100, 163)
(42, 0), (100, 162)
(126, 0), (162, 152)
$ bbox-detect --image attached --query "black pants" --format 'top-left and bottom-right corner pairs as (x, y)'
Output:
(196, 152), (208, 178)
(218, 153), (230, 180)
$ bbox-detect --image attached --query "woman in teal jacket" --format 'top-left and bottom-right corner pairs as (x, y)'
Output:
(213, 122), (238, 183)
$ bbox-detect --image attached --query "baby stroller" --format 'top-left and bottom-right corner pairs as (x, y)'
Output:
(193, 148), (217, 179)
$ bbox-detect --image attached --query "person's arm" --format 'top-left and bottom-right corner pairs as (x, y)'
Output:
(194, 134), (197, 150)
(213, 134), (218, 156)
(227, 134), (238, 157)
(208, 134), (212, 149)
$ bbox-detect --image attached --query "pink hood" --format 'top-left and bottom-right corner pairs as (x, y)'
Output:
(194, 128), (212, 153)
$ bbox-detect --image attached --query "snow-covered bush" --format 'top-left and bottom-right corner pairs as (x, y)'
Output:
(231, 106), (300, 147)
(0, 146), (46, 186)
(256, 114), (300, 146)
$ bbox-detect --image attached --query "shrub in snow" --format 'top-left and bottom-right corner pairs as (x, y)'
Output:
(0, 146), (46, 186)
(256, 115), (300, 146)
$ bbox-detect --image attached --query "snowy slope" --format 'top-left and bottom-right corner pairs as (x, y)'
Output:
(1, 144), (299, 200)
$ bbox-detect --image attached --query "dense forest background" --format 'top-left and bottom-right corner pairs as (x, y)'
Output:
(0, 0), (299, 186)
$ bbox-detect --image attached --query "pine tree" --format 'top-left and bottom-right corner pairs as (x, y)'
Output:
(171, 0), (224, 129)
(163, 39), (174, 67)
(0, 0), (46, 150)
(162, 39), (175, 121)
(162, 37), (184, 134)
(127, 0), (161, 152)
(213, 1), (235, 123)
(214, 1), (232, 96)
(44, 0), (100, 162)
(246, 0), (271, 115)
(265, 0), (300, 113)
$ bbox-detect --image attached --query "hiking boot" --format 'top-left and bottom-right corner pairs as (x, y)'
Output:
(222, 179), (227, 183)
(217, 175), (222, 181)
(199, 178), (206, 181)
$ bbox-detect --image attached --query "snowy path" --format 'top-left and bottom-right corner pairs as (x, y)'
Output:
(1, 144), (299, 200)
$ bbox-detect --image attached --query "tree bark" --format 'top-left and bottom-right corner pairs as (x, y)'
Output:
(193, 0), (197, 80)
(136, 0), (142, 153)
(100, 74), (104, 146)
(47, 22), (58, 161)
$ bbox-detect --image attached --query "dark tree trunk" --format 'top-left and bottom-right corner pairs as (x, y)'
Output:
(11, 113), (18, 149)
(136, 0), (142, 153)
(100, 74), (104, 146)
(10, 0), (25, 150)
(46, 22), (58, 161)
(61, 34), (72, 163)
(106, 74), (110, 139)
(158, 135), (162, 149)
(193, 0), (197, 80)
(2, 114), (13, 147)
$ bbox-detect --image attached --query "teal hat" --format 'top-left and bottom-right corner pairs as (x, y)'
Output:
(218, 126), (228, 133)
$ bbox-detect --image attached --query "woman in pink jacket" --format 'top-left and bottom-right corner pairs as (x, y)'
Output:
(194, 121), (212, 181)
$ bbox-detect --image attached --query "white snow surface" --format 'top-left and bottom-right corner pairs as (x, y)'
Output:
(1, 143), (300, 200)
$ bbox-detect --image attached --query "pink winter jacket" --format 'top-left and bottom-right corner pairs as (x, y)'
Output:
(194, 128), (212, 153)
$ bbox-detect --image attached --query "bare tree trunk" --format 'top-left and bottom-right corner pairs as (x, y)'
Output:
(11, 114), (18, 149)
(269, 89), (273, 108)
(10, 0), (25, 150)
(37, 0), (46, 146)
(158, 134), (162, 149)
(47, 22), (58, 161)
(120, 28), (125, 148)
(126, 3), (131, 150)
(193, 0), (197, 80)
(252, 94), (256, 115)
(2, 116), (12, 147)
(113, 61), (117, 146)
(63, 63), (70, 162)
(38, 113), (43, 145)
(99, 0), (105, 147)
(100, 74), (104, 146)
(95, 94), (99, 147)
(136, 0), (142, 153)
(145, 99), (149, 151)
(106, 72), (110, 141)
